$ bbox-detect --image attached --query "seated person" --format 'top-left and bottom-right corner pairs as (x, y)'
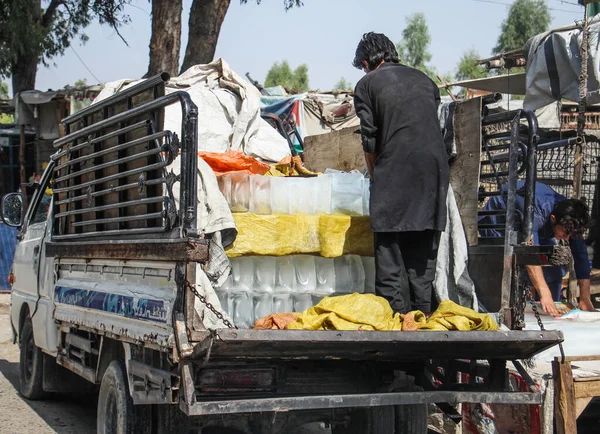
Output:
(479, 181), (594, 316)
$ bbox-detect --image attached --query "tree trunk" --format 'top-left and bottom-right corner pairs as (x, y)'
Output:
(11, 52), (38, 96)
(147, 0), (183, 77)
(180, 0), (231, 74)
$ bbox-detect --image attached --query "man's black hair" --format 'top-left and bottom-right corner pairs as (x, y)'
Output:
(551, 198), (590, 238)
(352, 32), (400, 71)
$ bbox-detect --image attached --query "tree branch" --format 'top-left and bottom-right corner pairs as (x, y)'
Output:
(42, 0), (66, 27)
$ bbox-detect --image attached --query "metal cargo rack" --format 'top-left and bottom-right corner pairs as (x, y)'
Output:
(50, 73), (199, 243)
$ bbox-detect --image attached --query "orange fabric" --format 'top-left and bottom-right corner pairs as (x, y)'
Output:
(199, 150), (270, 175)
(254, 313), (299, 330)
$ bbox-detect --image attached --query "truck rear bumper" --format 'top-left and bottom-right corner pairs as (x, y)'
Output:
(181, 390), (541, 416)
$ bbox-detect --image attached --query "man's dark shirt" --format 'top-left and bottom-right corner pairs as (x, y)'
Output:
(354, 62), (449, 232)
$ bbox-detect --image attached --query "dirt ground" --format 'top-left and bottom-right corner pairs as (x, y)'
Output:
(0, 295), (97, 434)
(0, 294), (330, 434)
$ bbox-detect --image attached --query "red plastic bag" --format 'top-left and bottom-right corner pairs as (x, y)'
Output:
(199, 150), (270, 175)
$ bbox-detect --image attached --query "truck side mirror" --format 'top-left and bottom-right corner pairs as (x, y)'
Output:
(1, 193), (24, 227)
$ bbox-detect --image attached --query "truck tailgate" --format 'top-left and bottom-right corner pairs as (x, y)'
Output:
(195, 329), (563, 361)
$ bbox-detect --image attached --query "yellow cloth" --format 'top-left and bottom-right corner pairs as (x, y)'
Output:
(418, 300), (498, 331)
(226, 214), (374, 258)
(285, 295), (498, 332)
(286, 293), (403, 331)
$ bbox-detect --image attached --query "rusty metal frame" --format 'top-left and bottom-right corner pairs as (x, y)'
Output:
(51, 75), (199, 241)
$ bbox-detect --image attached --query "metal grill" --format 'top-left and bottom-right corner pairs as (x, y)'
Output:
(51, 73), (199, 241)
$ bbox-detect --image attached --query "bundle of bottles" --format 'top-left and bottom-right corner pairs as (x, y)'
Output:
(217, 171), (373, 328)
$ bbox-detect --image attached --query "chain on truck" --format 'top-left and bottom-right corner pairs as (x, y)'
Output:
(0, 75), (568, 434)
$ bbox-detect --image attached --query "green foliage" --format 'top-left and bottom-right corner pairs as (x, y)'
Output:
(265, 60), (309, 92)
(0, 81), (8, 99)
(74, 78), (87, 87)
(494, 0), (550, 54)
(334, 77), (353, 91)
(240, 0), (303, 11)
(0, 1), (131, 79)
(455, 49), (488, 81)
(396, 13), (433, 76)
(0, 113), (14, 124)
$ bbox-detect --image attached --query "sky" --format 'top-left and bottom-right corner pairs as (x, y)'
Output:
(25, 0), (587, 94)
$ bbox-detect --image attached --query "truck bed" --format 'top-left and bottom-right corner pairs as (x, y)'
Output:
(192, 329), (563, 361)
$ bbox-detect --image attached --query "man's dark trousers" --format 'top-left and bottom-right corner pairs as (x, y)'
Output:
(374, 230), (441, 314)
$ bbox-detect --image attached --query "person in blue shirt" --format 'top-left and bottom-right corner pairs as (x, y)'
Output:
(479, 181), (594, 316)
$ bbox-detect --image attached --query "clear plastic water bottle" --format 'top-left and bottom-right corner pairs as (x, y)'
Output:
(229, 257), (254, 328)
(229, 172), (250, 212)
(215, 275), (232, 318)
(294, 256), (317, 312)
(330, 171), (364, 216)
(270, 177), (290, 214)
(253, 256), (276, 321)
(361, 256), (376, 294)
(250, 175), (272, 214)
(334, 255), (365, 294)
(231, 290), (253, 328)
(217, 175), (232, 209)
(273, 256), (295, 312)
(314, 174), (332, 215)
(362, 177), (370, 216)
(288, 178), (317, 215)
(315, 256), (336, 296)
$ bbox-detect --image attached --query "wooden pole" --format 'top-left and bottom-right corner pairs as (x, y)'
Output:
(574, 6), (590, 199)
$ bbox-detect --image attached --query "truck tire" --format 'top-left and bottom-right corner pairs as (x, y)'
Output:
(396, 400), (428, 434)
(97, 360), (151, 434)
(332, 406), (396, 434)
(19, 317), (46, 400)
(153, 404), (190, 434)
(394, 377), (428, 434)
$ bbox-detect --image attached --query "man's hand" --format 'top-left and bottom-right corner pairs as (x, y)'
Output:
(540, 295), (561, 317)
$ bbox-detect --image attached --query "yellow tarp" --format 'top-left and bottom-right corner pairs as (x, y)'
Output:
(285, 294), (498, 332)
(226, 214), (374, 258)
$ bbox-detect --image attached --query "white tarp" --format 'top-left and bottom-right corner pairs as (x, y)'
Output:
(94, 58), (290, 163)
(524, 16), (600, 111)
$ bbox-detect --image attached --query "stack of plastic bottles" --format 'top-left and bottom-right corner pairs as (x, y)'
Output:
(218, 170), (370, 216)
(217, 171), (373, 328)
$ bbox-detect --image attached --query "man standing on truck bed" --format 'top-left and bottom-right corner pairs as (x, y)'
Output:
(479, 181), (595, 317)
(352, 32), (450, 314)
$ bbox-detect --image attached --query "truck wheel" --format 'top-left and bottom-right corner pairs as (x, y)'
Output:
(153, 404), (190, 434)
(332, 406), (396, 434)
(396, 400), (428, 434)
(394, 377), (428, 434)
(97, 360), (151, 434)
(19, 317), (46, 400)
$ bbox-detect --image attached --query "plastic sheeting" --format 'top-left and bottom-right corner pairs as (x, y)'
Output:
(94, 58), (291, 163)
(524, 16), (600, 111)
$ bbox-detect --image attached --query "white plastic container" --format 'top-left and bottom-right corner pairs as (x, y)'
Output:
(249, 175), (272, 214)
